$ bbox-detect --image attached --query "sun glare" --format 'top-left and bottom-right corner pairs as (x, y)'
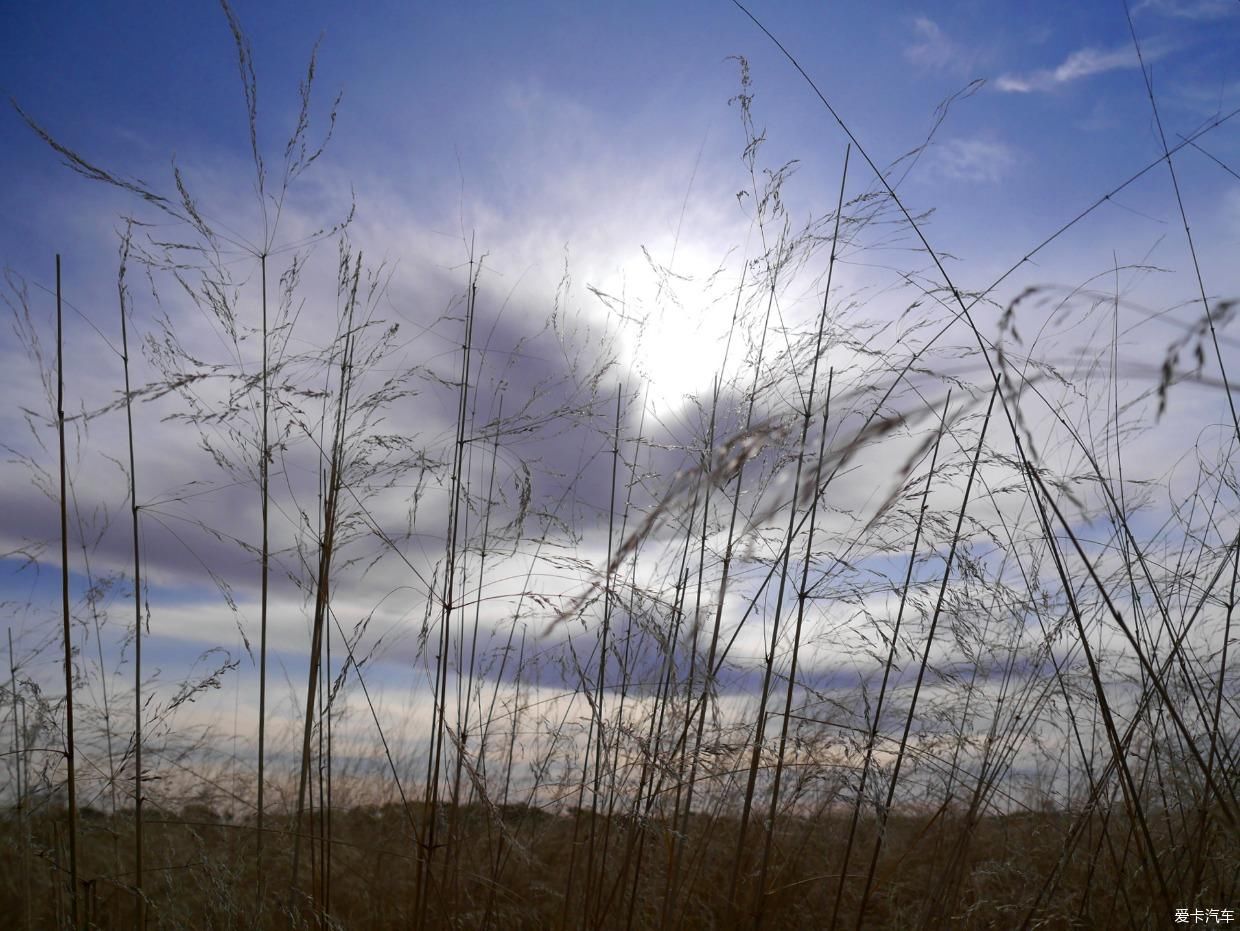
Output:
(604, 242), (738, 417)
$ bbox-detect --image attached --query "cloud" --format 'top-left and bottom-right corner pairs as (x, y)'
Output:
(1224, 187), (1240, 237)
(1134, 0), (1239, 19)
(931, 136), (1017, 183)
(996, 45), (1146, 93)
(904, 17), (963, 72)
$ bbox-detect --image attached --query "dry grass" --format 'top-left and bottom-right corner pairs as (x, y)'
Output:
(3, 3), (1239, 930)
(3, 799), (1229, 929)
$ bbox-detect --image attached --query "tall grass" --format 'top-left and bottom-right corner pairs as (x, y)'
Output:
(55, 253), (81, 929)
(2, 4), (1239, 930)
(116, 225), (145, 930)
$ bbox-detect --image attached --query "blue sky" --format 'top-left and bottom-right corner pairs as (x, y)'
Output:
(6, 1), (1238, 272)
(2, 0), (1240, 789)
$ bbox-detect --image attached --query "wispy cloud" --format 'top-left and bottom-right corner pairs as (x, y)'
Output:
(904, 16), (963, 71)
(1224, 187), (1240, 237)
(931, 136), (1017, 183)
(1135, 0), (1239, 20)
(996, 44), (1154, 93)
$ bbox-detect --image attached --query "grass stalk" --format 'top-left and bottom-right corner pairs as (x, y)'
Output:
(256, 249), (271, 909)
(581, 386), (624, 923)
(854, 386), (995, 927)
(11, 627), (32, 930)
(117, 227), (146, 930)
(290, 248), (362, 919)
(418, 244), (479, 928)
(753, 142), (849, 927)
(56, 253), (81, 931)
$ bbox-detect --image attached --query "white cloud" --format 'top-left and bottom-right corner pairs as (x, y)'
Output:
(1224, 187), (1240, 238)
(1135, 0), (1238, 19)
(931, 136), (1017, 183)
(996, 45), (1145, 93)
(904, 16), (961, 71)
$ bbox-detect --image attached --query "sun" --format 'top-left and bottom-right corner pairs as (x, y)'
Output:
(605, 241), (740, 417)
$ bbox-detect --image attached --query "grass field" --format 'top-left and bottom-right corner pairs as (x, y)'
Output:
(2, 2), (1238, 929)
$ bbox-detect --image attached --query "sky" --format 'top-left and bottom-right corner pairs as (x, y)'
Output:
(2, 0), (1240, 804)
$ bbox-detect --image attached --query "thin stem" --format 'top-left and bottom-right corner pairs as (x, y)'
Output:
(56, 254), (80, 931)
(256, 249), (271, 906)
(118, 229), (145, 930)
